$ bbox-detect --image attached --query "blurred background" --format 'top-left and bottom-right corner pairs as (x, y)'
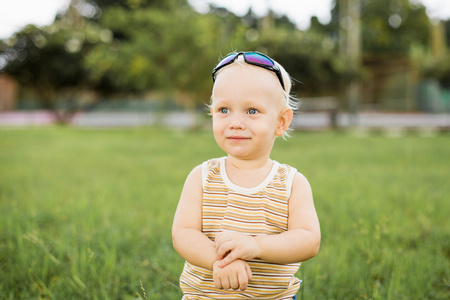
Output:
(1, 2), (449, 298)
(0, 0), (449, 129)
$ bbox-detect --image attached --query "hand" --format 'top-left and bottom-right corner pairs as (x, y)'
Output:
(215, 231), (259, 268)
(213, 259), (252, 291)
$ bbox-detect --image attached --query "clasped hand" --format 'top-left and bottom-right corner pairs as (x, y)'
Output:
(212, 231), (259, 291)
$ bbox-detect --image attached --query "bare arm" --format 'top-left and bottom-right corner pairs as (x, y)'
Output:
(172, 165), (217, 270)
(216, 172), (320, 266)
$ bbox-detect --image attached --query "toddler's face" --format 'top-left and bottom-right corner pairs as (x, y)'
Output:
(210, 64), (287, 161)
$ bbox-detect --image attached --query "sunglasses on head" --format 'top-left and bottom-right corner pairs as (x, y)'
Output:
(212, 51), (285, 91)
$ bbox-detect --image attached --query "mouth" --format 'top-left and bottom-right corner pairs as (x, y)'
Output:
(227, 136), (250, 142)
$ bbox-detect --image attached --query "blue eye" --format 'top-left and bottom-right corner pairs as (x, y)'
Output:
(219, 108), (229, 114)
(248, 108), (258, 115)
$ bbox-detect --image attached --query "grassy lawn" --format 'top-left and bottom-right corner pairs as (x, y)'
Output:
(0, 127), (448, 299)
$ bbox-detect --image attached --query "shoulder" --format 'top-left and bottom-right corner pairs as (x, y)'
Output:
(185, 164), (203, 184)
(276, 163), (309, 197)
(185, 157), (223, 187)
(203, 157), (222, 171)
(173, 165), (204, 233)
(277, 162), (309, 185)
(276, 162), (312, 205)
(291, 171), (312, 196)
(178, 164), (203, 208)
(288, 171), (314, 216)
(293, 171), (310, 186)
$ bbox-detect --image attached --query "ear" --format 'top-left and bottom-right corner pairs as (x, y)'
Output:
(275, 108), (293, 136)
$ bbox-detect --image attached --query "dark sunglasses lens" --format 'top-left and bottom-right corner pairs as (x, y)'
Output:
(216, 54), (237, 69)
(245, 53), (274, 66)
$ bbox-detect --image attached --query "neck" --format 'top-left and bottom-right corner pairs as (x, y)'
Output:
(226, 155), (272, 170)
(224, 156), (274, 188)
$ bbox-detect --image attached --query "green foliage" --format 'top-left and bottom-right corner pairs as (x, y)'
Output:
(0, 4), (110, 115)
(0, 128), (448, 299)
(0, 0), (448, 106)
(257, 28), (342, 96)
(85, 5), (213, 95)
(361, 0), (430, 53)
(92, 0), (190, 10)
(0, 25), (86, 109)
(328, 0), (430, 54)
(1, 0), (347, 103)
(421, 52), (450, 89)
(1, 27), (82, 88)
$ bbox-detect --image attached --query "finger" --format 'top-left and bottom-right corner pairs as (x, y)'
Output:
(245, 263), (253, 281)
(214, 276), (221, 289)
(230, 275), (239, 290)
(217, 242), (233, 260)
(218, 251), (236, 268)
(215, 232), (231, 249)
(222, 278), (230, 290)
(217, 249), (231, 261)
(238, 272), (248, 291)
(215, 233), (223, 248)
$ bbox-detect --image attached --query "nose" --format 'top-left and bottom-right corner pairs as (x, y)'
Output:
(229, 113), (245, 129)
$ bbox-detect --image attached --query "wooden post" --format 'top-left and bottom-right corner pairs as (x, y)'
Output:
(340, 0), (361, 125)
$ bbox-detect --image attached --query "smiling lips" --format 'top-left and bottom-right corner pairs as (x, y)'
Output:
(227, 136), (250, 142)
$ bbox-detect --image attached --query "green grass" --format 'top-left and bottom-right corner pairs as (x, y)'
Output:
(0, 127), (448, 299)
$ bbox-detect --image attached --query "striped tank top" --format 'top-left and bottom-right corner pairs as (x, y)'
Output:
(180, 157), (301, 299)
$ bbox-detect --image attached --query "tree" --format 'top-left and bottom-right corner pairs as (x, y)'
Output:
(361, 0), (430, 54)
(3, 0), (439, 113)
(1, 26), (85, 106)
(83, 2), (255, 103)
(0, 2), (110, 121)
(318, 0), (435, 110)
(328, 0), (430, 54)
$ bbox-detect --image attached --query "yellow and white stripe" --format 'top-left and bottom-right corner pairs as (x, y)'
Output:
(180, 157), (301, 299)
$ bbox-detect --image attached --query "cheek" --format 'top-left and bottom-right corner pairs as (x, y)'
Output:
(212, 121), (225, 147)
(257, 119), (279, 137)
(212, 118), (224, 135)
